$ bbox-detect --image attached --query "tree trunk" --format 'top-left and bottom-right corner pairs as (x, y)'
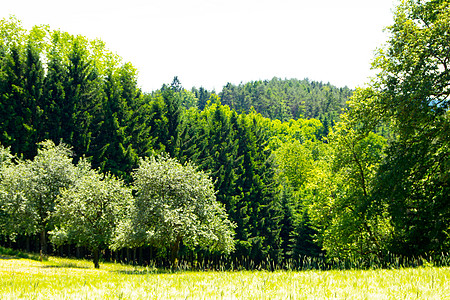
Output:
(25, 236), (30, 253)
(93, 248), (100, 269)
(40, 229), (47, 255)
(138, 247), (143, 265)
(170, 236), (182, 271)
(35, 234), (39, 252)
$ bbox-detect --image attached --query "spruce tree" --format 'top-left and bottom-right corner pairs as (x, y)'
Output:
(42, 36), (68, 143)
(90, 66), (136, 180)
(24, 42), (44, 153)
(0, 44), (38, 158)
(119, 64), (153, 159)
(231, 112), (282, 264)
(64, 38), (101, 158)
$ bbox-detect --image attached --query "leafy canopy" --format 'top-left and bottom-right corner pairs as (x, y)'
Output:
(113, 155), (235, 256)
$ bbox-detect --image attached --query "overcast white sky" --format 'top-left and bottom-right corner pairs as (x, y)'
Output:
(2, 0), (396, 92)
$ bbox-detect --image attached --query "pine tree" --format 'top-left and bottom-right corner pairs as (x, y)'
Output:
(41, 35), (68, 143)
(24, 42), (44, 152)
(119, 64), (153, 159)
(90, 66), (136, 180)
(193, 86), (211, 111)
(64, 38), (102, 158)
(0, 44), (38, 158)
(155, 80), (182, 157)
(175, 107), (202, 164)
(197, 104), (239, 213)
(146, 92), (168, 153)
(231, 112), (282, 264)
(278, 187), (296, 261)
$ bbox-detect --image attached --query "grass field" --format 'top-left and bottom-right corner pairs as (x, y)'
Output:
(1, 254), (450, 299)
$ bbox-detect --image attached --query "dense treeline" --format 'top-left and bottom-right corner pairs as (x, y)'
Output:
(0, 19), (146, 176)
(310, 0), (450, 261)
(1, 0), (449, 270)
(219, 78), (352, 128)
(0, 17), (326, 266)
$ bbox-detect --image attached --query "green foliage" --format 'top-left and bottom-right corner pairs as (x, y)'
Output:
(1, 17), (147, 179)
(3, 1), (448, 266)
(113, 155), (235, 266)
(50, 159), (133, 268)
(0, 16), (336, 265)
(375, 131), (449, 256)
(310, 0), (450, 261)
(89, 63), (138, 181)
(120, 64), (153, 159)
(40, 31), (69, 142)
(219, 78), (352, 124)
(0, 245), (42, 260)
(0, 21), (48, 158)
(174, 102), (286, 264)
(270, 121), (327, 260)
(0, 156), (33, 240)
(373, 0), (450, 136)
(367, 0), (450, 256)
(0, 144), (14, 167)
(231, 112), (283, 263)
(0, 140), (79, 253)
(317, 121), (391, 260)
(191, 86), (212, 110)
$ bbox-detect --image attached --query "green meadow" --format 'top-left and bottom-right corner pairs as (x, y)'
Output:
(1, 254), (450, 299)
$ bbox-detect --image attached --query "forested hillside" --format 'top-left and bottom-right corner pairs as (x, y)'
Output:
(219, 78), (352, 126)
(1, 0), (449, 270)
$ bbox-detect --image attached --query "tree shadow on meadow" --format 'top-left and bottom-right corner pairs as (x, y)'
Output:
(0, 247), (42, 262)
(39, 263), (90, 269)
(112, 268), (177, 275)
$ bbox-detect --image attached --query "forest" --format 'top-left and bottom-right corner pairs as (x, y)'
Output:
(0, 0), (449, 269)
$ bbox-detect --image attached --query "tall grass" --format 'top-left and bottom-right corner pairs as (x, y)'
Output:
(1, 253), (450, 299)
(146, 252), (450, 272)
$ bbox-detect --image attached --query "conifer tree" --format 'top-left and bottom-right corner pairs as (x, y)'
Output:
(0, 44), (38, 158)
(231, 112), (282, 264)
(90, 66), (136, 180)
(64, 38), (101, 158)
(197, 103), (240, 213)
(192, 86), (212, 111)
(163, 80), (182, 156)
(41, 32), (69, 144)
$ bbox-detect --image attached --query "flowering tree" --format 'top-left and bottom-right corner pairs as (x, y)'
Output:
(0, 140), (79, 253)
(50, 159), (133, 268)
(113, 155), (235, 268)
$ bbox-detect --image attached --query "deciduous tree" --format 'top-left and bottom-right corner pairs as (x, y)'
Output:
(113, 155), (235, 268)
(50, 159), (133, 268)
(0, 141), (78, 253)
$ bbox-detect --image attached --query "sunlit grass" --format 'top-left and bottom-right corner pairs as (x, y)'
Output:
(1, 255), (450, 299)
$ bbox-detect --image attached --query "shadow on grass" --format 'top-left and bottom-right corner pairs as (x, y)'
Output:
(40, 263), (90, 269)
(113, 268), (175, 275)
(0, 246), (43, 261)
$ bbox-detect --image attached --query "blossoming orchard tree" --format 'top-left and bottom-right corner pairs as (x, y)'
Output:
(0, 141), (79, 254)
(113, 155), (235, 268)
(50, 159), (133, 268)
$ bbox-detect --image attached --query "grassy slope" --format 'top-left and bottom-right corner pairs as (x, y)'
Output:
(1, 255), (450, 299)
